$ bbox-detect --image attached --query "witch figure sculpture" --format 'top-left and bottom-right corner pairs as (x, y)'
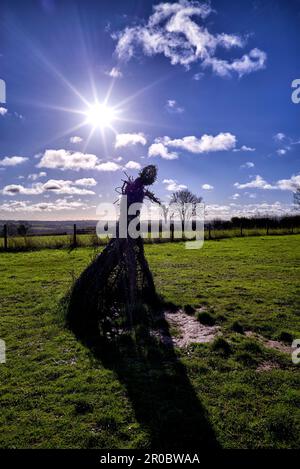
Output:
(67, 165), (161, 340)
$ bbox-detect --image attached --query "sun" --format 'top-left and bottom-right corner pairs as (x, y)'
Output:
(85, 102), (116, 129)
(41, 72), (157, 149)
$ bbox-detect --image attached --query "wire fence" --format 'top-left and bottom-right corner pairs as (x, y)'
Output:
(0, 222), (300, 252)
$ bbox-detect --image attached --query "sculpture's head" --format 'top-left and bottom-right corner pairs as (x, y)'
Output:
(139, 165), (157, 186)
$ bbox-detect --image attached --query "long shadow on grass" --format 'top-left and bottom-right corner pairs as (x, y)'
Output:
(68, 307), (219, 450)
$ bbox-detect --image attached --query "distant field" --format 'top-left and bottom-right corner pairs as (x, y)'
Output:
(1, 226), (300, 251)
(0, 236), (299, 448)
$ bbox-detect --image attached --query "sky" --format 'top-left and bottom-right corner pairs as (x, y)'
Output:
(0, 0), (300, 221)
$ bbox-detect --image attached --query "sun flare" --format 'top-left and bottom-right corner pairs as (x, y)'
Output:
(85, 102), (116, 129)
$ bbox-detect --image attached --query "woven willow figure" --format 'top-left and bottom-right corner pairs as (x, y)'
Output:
(67, 165), (160, 339)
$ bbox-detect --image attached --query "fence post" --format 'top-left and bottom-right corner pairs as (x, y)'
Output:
(146, 220), (150, 241)
(208, 223), (212, 240)
(181, 220), (185, 240)
(73, 223), (77, 248)
(158, 219), (162, 240)
(3, 224), (8, 251)
(170, 221), (174, 242)
(240, 223), (243, 237)
(266, 223), (269, 236)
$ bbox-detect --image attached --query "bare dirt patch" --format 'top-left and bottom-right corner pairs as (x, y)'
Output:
(156, 310), (219, 348)
(245, 331), (292, 355)
(256, 361), (281, 373)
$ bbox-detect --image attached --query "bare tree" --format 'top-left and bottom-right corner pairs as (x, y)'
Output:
(170, 189), (203, 225)
(294, 188), (300, 206)
(160, 203), (170, 223)
(17, 223), (30, 237)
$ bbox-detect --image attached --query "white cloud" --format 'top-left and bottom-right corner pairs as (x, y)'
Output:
(115, 133), (147, 148)
(148, 142), (178, 160)
(28, 172), (47, 181)
(231, 193), (240, 200)
(163, 178), (187, 191)
(114, 1), (266, 78)
(2, 178), (97, 196)
(203, 48), (266, 78)
(125, 160), (142, 170)
(14, 112), (23, 120)
(2, 184), (42, 196)
(276, 174), (300, 191)
(0, 156), (28, 167)
(193, 72), (204, 81)
(70, 136), (83, 144)
(107, 67), (123, 78)
(273, 133), (294, 156)
(0, 199), (91, 213)
(274, 132), (286, 142)
(234, 175), (275, 190)
(0, 107), (8, 116)
(42, 179), (95, 195)
(202, 184), (214, 190)
(37, 149), (121, 172)
(74, 178), (97, 186)
(234, 145), (255, 152)
(205, 202), (296, 220)
(161, 132), (236, 154)
(165, 99), (184, 113)
(204, 204), (231, 219)
(96, 161), (121, 171)
(241, 161), (255, 169)
(234, 174), (300, 191)
(37, 149), (99, 171)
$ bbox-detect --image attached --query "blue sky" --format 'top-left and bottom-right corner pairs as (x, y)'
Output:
(0, 0), (299, 220)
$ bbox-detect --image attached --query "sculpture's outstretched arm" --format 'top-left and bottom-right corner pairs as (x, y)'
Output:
(145, 189), (161, 205)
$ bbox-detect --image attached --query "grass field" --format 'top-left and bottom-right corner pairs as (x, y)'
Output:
(0, 235), (299, 448)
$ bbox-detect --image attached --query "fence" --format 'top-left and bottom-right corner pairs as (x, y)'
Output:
(1, 221), (300, 252)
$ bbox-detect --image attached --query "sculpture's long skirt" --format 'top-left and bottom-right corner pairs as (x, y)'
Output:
(66, 236), (156, 339)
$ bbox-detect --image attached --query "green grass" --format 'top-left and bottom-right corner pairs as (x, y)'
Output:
(0, 235), (299, 448)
